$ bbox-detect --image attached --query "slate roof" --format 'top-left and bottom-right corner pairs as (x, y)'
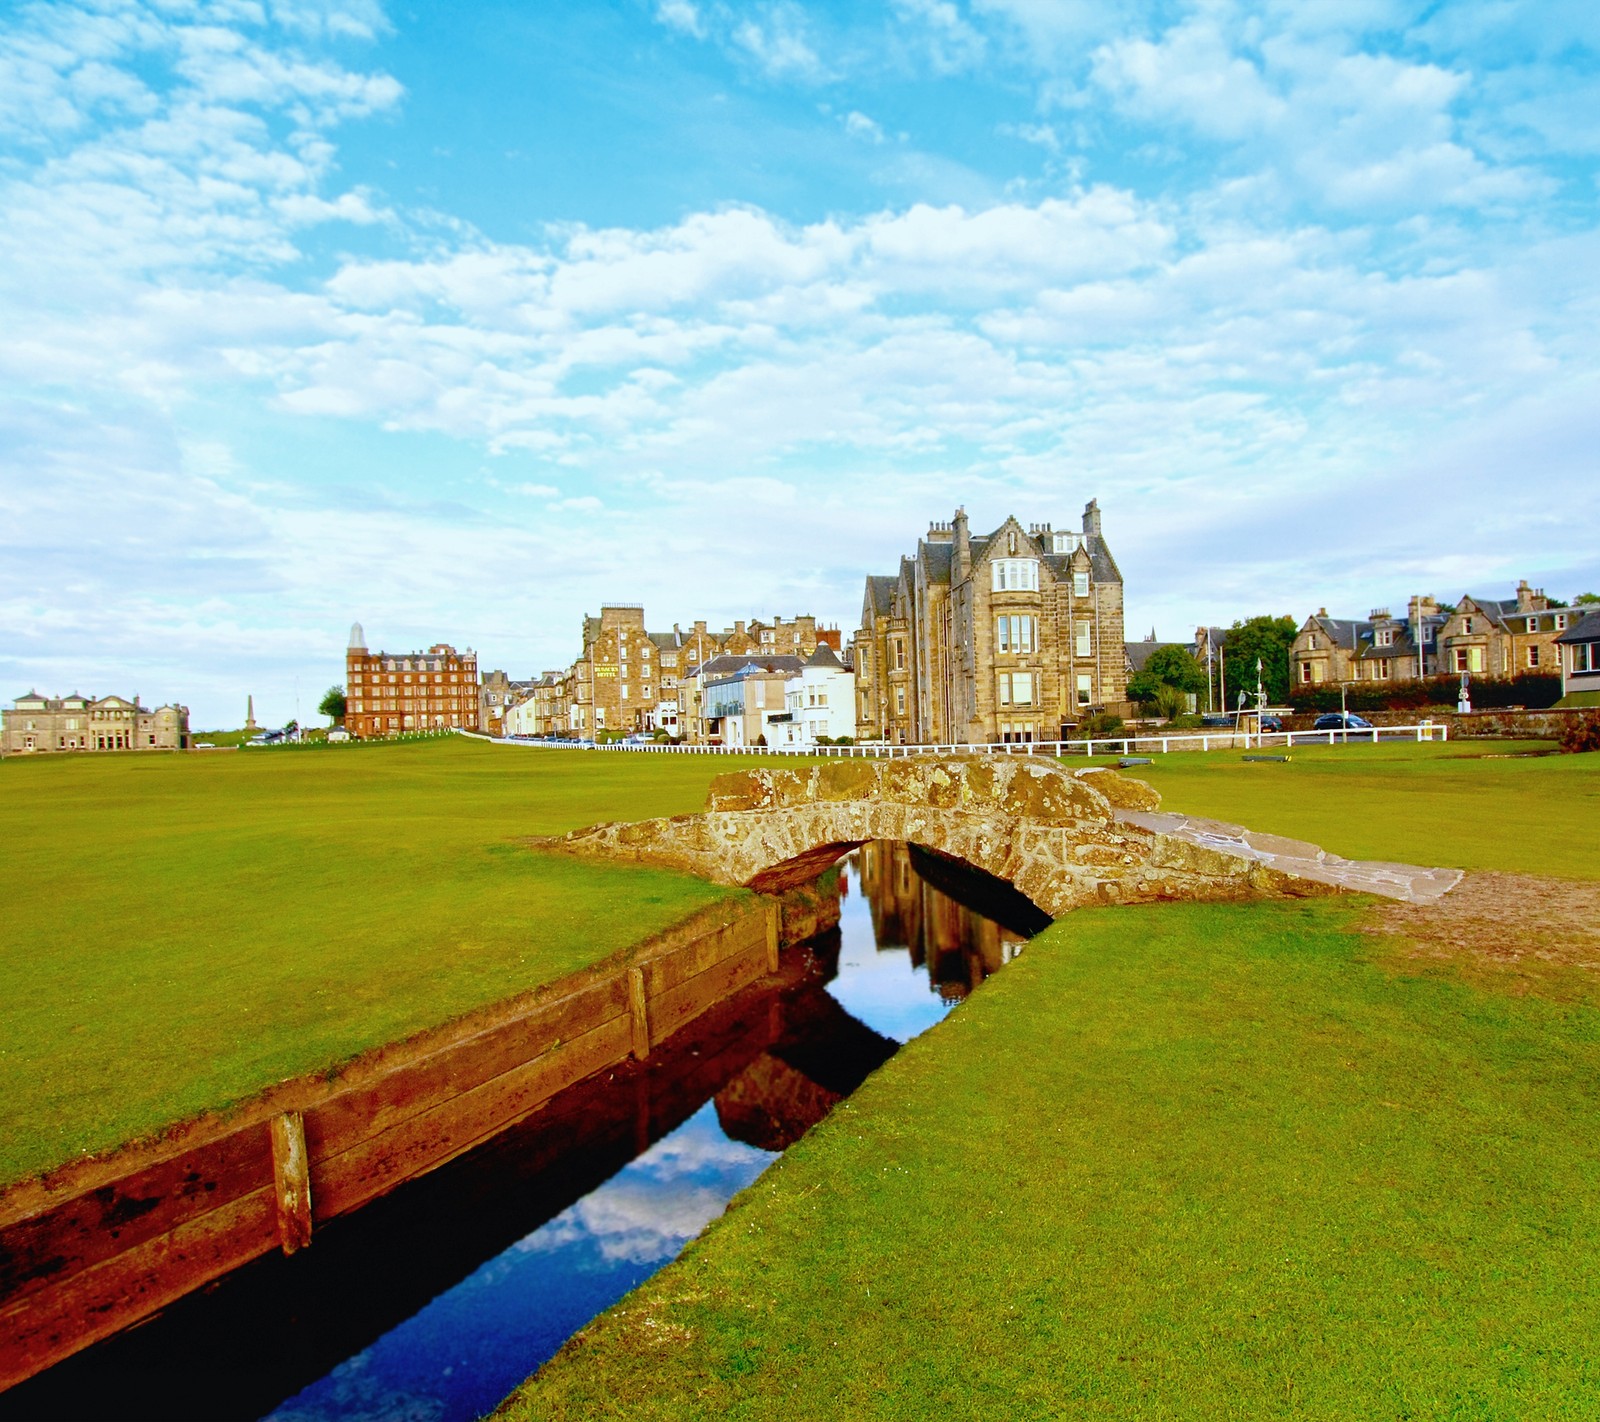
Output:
(805, 643), (845, 669)
(1309, 615), (1372, 652)
(865, 575), (896, 617)
(1124, 641), (1187, 675)
(688, 654), (806, 680)
(921, 540), (953, 584)
(1556, 610), (1600, 645)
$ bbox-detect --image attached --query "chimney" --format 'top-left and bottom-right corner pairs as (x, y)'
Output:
(1082, 498), (1102, 539)
(953, 506), (971, 580)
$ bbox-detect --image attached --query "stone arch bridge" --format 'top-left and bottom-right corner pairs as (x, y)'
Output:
(535, 757), (1458, 916)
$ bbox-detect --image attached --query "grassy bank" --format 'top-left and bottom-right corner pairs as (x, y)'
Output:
(506, 895), (1600, 1420)
(1104, 740), (1599, 878)
(0, 738), (769, 1188)
(504, 746), (1600, 1419)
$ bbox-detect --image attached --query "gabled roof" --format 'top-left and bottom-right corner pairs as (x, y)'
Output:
(864, 575), (896, 617)
(920, 539), (953, 585)
(805, 643), (845, 670)
(1307, 615), (1372, 652)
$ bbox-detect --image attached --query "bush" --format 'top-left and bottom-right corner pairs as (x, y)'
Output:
(1288, 673), (1562, 715)
(1559, 712), (1600, 754)
(833, 736), (854, 746)
(1077, 712), (1124, 738)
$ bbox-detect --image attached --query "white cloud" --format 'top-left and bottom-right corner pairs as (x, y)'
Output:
(999, 120), (1060, 151)
(731, 4), (828, 83)
(653, 0), (705, 40)
(843, 109), (885, 144)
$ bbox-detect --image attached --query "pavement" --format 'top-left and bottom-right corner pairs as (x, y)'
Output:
(1116, 810), (1464, 905)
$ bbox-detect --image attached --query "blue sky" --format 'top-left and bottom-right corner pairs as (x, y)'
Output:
(3, 0), (1598, 726)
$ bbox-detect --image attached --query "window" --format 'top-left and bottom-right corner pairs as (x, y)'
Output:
(1463, 617), (1474, 634)
(1053, 533), (1079, 554)
(1556, 614), (1570, 631)
(621, 684), (629, 699)
(1074, 621), (1091, 658)
(1375, 628), (1394, 647)
(991, 559), (1039, 592)
(895, 639), (906, 670)
(1455, 647), (1485, 673)
(1574, 643), (1597, 673)
(996, 615), (1036, 653)
(1300, 662), (1313, 684)
(1076, 674), (1092, 706)
(1073, 571), (1089, 598)
(1373, 661), (1390, 680)
(998, 671), (1035, 705)
(895, 686), (906, 715)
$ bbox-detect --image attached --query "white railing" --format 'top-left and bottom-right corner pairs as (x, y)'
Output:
(461, 723), (1448, 758)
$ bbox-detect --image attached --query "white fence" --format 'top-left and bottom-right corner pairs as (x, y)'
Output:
(460, 723), (1448, 759)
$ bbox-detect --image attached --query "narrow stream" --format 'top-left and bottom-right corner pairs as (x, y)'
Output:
(1, 843), (1041, 1422)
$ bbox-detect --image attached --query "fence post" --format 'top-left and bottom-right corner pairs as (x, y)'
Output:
(269, 1112), (313, 1255)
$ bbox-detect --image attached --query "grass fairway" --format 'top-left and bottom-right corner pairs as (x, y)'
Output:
(0, 738), (770, 1188)
(1105, 740), (1600, 879)
(505, 896), (1600, 1421)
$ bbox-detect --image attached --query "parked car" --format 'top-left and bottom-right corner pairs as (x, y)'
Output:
(1312, 712), (1373, 730)
(1258, 714), (1285, 732)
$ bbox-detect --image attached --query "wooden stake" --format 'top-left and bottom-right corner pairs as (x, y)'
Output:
(765, 902), (780, 974)
(627, 967), (651, 1060)
(269, 1112), (313, 1255)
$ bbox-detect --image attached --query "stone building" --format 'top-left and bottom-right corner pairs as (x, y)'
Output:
(561, 607), (841, 738)
(1289, 583), (1576, 689)
(2, 692), (189, 755)
(345, 624), (479, 738)
(854, 502), (1127, 745)
(478, 668), (534, 738)
(1290, 599), (1442, 689)
(1437, 583), (1577, 677)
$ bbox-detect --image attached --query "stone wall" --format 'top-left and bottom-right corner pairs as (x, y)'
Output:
(535, 756), (1344, 918)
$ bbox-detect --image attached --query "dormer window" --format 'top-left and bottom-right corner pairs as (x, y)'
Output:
(992, 559), (1039, 592)
(1376, 628), (1394, 647)
(1052, 533), (1080, 555)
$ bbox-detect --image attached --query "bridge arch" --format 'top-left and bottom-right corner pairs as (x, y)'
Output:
(536, 756), (1323, 919)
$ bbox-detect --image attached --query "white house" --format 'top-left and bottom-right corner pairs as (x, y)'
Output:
(771, 645), (856, 748)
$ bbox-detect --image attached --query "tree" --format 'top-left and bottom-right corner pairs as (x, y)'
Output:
(319, 685), (347, 723)
(1128, 645), (1206, 719)
(1576, 592), (1600, 606)
(1221, 615), (1298, 706)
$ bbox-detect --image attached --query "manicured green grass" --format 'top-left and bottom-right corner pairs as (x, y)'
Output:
(1097, 740), (1600, 879)
(0, 739), (772, 1188)
(504, 896), (1600, 1421)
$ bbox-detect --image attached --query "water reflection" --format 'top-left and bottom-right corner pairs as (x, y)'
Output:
(0, 843), (1045, 1422)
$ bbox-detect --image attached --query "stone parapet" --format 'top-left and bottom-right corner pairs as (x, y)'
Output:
(535, 756), (1450, 917)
